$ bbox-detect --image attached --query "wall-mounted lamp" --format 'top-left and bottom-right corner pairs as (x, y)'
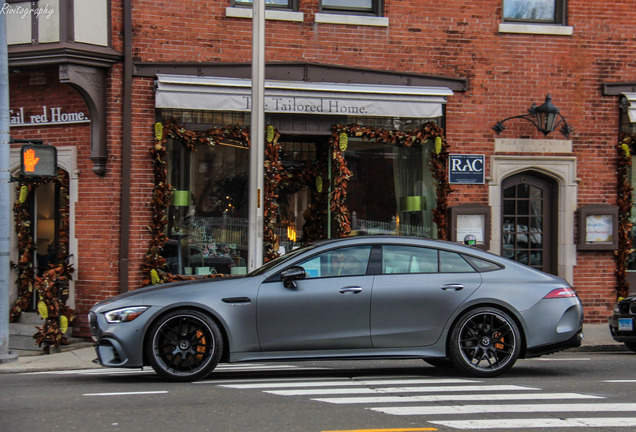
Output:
(492, 94), (573, 138)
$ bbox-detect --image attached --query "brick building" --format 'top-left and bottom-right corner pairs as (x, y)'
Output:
(5, 0), (636, 344)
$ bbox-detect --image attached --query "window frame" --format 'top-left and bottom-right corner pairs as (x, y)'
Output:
(232, 0), (299, 11)
(320, 0), (384, 17)
(502, 0), (567, 25)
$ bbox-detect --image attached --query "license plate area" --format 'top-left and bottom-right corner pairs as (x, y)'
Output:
(618, 318), (633, 331)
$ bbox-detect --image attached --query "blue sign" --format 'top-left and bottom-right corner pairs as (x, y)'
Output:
(449, 154), (485, 184)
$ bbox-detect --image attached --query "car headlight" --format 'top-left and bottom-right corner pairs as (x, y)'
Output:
(104, 306), (149, 323)
(613, 303), (621, 314)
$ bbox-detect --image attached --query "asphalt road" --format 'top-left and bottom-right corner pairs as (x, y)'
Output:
(1, 349), (635, 432)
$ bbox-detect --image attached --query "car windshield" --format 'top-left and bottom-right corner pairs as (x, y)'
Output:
(247, 244), (316, 277)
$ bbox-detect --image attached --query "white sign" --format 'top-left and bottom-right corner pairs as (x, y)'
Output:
(585, 214), (613, 243)
(10, 106), (90, 127)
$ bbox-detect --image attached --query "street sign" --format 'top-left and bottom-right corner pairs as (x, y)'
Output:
(20, 144), (57, 177)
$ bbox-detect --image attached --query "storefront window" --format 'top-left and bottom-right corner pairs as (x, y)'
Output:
(346, 137), (436, 238)
(164, 137), (250, 276)
(159, 112), (439, 275)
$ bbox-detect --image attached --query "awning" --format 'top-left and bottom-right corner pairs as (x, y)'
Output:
(623, 92), (636, 123)
(155, 74), (453, 118)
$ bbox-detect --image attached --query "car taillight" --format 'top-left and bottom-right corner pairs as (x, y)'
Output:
(543, 287), (578, 299)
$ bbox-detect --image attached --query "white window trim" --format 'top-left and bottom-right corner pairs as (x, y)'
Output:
(498, 23), (573, 36)
(315, 13), (388, 27)
(225, 7), (304, 22)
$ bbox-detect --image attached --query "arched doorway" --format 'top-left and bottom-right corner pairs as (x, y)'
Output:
(501, 171), (558, 274)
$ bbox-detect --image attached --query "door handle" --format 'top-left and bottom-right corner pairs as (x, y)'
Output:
(339, 286), (363, 294)
(441, 283), (464, 291)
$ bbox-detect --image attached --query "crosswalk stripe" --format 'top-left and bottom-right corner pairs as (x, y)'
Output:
(371, 403), (636, 416)
(312, 392), (603, 404)
(266, 384), (537, 396)
(430, 417), (636, 429)
(220, 378), (478, 389)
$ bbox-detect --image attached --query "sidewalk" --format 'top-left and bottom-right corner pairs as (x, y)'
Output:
(0, 324), (627, 374)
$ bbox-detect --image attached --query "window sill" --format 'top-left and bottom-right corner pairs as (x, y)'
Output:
(498, 23), (573, 36)
(314, 13), (389, 27)
(225, 7), (304, 22)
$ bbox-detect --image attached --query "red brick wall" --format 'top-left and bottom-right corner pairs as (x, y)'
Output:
(12, 1), (635, 335)
(122, 1), (636, 323)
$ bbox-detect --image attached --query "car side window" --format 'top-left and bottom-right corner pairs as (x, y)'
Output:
(440, 250), (476, 273)
(296, 246), (372, 278)
(382, 245), (438, 274)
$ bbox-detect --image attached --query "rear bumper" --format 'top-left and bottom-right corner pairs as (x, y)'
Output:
(524, 328), (584, 358)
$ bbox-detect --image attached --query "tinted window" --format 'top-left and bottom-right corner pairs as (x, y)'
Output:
(463, 255), (503, 272)
(296, 246), (371, 278)
(440, 250), (475, 273)
(382, 245), (438, 274)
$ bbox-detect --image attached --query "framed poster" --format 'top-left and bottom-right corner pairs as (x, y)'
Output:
(577, 205), (618, 250)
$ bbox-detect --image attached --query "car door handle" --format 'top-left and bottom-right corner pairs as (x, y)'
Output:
(339, 286), (363, 294)
(441, 283), (464, 291)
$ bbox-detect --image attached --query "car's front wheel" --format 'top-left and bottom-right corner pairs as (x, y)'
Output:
(449, 307), (521, 377)
(146, 309), (222, 381)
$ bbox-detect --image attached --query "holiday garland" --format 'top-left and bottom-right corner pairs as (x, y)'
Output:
(616, 133), (635, 299)
(144, 120), (451, 282)
(329, 122), (451, 239)
(10, 170), (75, 353)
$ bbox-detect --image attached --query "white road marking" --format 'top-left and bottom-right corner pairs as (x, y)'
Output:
(312, 392), (602, 404)
(83, 391), (168, 397)
(219, 378), (478, 389)
(266, 384), (537, 396)
(371, 402), (636, 416)
(430, 417), (636, 429)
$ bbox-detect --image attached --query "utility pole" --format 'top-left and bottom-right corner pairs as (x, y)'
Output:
(0, 11), (18, 364)
(247, 0), (265, 272)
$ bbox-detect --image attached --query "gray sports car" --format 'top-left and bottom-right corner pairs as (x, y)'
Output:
(89, 236), (583, 381)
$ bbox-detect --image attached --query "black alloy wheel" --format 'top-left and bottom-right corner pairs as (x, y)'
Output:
(146, 309), (222, 381)
(449, 307), (521, 377)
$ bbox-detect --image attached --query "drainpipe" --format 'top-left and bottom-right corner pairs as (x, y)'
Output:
(119, 0), (133, 293)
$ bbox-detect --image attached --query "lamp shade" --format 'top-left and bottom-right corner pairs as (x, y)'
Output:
(171, 190), (191, 207)
(535, 94), (559, 135)
(399, 196), (426, 212)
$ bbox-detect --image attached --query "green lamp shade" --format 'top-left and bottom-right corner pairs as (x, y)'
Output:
(172, 190), (191, 207)
(399, 196), (426, 212)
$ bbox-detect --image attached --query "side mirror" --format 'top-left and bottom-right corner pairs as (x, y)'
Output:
(281, 266), (306, 289)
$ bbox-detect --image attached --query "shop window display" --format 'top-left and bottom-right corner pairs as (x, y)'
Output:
(165, 137), (250, 276)
(152, 117), (449, 280)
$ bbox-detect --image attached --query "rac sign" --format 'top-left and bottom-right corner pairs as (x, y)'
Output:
(449, 154), (485, 184)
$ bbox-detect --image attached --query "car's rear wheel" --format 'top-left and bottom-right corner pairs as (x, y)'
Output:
(449, 307), (521, 377)
(624, 342), (636, 353)
(146, 309), (222, 382)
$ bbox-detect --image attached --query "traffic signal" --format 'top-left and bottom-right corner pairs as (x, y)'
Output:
(20, 144), (57, 177)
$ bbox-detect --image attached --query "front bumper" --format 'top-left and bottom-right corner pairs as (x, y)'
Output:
(88, 310), (148, 368)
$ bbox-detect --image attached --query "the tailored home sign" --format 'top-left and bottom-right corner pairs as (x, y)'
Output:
(10, 106), (90, 127)
(449, 154), (485, 184)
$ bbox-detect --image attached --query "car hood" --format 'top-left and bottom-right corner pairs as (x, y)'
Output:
(91, 276), (252, 312)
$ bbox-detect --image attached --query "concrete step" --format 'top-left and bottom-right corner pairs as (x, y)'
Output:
(8, 335), (41, 351)
(16, 311), (44, 325)
(9, 322), (41, 336)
